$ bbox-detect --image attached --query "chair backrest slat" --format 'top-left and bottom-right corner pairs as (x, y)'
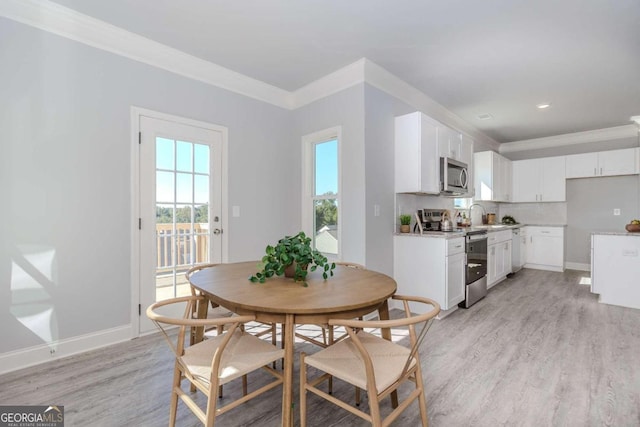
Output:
(329, 294), (439, 390)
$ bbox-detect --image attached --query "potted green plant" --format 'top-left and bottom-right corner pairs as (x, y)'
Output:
(249, 231), (336, 286)
(399, 214), (412, 233)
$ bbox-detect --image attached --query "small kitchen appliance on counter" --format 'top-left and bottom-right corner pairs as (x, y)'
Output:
(414, 209), (460, 233)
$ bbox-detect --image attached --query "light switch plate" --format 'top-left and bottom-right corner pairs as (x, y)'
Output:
(614, 208), (620, 216)
(374, 204), (380, 217)
(232, 206), (240, 217)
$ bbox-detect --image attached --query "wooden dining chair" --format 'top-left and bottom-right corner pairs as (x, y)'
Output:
(299, 295), (441, 427)
(294, 261), (366, 348)
(147, 295), (284, 427)
(186, 264), (233, 346)
(294, 261), (366, 395)
(186, 264), (277, 347)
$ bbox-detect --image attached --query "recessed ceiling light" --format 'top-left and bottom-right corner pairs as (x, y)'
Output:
(477, 113), (493, 120)
(536, 103), (552, 109)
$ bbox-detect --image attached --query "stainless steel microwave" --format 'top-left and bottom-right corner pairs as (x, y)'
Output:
(440, 157), (469, 195)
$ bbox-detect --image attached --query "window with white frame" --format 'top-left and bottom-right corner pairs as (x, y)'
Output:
(302, 128), (341, 257)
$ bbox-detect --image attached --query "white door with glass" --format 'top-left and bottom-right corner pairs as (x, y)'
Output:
(138, 114), (224, 333)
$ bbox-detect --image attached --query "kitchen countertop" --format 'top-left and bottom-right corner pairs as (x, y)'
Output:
(592, 230), (640, 237)
(395, 223), (567, 239)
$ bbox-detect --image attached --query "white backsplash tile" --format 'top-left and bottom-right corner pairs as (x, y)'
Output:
(395, 194), (568, 227)
(499, 202), (567, 225)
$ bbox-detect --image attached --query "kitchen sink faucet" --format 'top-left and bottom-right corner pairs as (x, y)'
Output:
(468, 203), (487, 226)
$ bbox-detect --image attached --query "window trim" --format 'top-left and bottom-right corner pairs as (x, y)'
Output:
(301, 126), (342, 259)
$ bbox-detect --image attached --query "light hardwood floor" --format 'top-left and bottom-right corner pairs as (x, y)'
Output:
(1, 268), (639, 426)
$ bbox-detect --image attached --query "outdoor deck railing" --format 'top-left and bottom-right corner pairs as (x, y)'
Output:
(156, 223), (209, 272)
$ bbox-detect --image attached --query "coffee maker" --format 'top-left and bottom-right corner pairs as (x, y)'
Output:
(414, 209), (450, 232)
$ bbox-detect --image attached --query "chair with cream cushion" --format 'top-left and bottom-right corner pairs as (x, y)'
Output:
(299, 295), (440, 427)
(294, 261), (366, 348)
(147, 295), (284, 427)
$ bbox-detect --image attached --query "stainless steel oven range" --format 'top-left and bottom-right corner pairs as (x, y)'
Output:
(460, 230), (488, 308)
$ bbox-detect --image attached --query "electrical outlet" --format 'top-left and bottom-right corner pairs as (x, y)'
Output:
(614, 208), (621, 216)
(374, 204), (380, 217)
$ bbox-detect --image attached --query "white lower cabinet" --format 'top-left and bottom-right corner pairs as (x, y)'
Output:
(487, 230), (512, 288)
(524, 226), (565, 271)
(446, 252), (466, 308)
(591, 234), (640, 309)
(393, 235), (465, 312)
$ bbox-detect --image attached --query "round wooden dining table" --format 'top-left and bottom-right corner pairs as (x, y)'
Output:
(188, 261), (397, 427)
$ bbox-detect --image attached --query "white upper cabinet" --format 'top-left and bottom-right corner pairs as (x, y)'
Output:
(439, 126), (462, 160)
(395, 112), (440, 194)
(473, 151), (512, 202)
(566, 148), (639, 178)
(565, 152), (598, 178)
(499, 155), (513, 202)
(512, 156), (566, 202)
(395, 112), (473, 196)
(460, 135), (474, 196)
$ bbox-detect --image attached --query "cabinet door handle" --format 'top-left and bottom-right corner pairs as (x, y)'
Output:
(594, 167), (597, 176)
(600, 167), (603, 175)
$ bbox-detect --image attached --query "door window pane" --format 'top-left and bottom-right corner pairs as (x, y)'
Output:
(175, 204), (193, 266)
(176, 141), (193, 172)
(194, 144), (210, 174)
(156, 171), (174, 203)
(176, 173), (193, 203)
(156, 137), (174, 170)
(194, 175), (209, 204)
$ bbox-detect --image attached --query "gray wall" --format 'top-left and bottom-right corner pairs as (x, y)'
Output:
(292, 84), (366, 265)
(0, 18), (293, 353)
(566, 175), (640, 265)
(363, 85), (414, 275)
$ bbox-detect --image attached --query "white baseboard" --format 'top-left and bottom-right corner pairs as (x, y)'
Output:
(565, 262), (591, 272)
(523, 264), (564, 272)
(0, 325), (132, 375)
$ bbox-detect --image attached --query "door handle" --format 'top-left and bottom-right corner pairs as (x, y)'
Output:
(213, 228), (222, 235)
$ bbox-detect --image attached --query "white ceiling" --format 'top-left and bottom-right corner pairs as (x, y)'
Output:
(51, 0), (640, 143)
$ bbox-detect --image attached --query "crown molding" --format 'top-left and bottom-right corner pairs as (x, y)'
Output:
(499, 124), (639, 153)
(290, 59), (366, 109)
(1, 0), (499, 147)
(363, 60), (501, 151)
(0, 0), (291, 109)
